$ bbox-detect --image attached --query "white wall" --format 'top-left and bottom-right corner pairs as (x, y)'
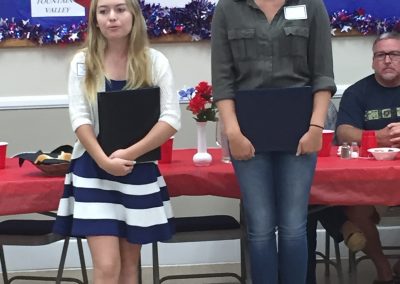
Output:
(0, 36), (375, 98)
(0, 36), (376, 155)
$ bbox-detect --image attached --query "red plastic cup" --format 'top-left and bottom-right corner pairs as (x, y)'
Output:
(360, 130), (377, 157)
(318, 130), (334, 157)
(159, 137), (173, 164)
(0, 142), (8, 169)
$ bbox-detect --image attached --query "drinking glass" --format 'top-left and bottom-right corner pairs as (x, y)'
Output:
(215, 119), (231, 163)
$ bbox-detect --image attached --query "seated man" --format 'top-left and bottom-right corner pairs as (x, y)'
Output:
(306, 102), (366, 284)
(336, 31), (400, 284)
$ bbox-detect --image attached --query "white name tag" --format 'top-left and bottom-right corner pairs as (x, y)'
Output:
(284, 5), (307, 20)
(77, 63), (86, 77)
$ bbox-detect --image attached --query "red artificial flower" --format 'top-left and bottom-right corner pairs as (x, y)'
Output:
(184, 81), (218, 122)
(188, 93), (207, 115)
(195, 81), (212, 100)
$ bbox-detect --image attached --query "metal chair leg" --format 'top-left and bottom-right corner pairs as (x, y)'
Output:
(324, 233), (331, 276)
(77, 238), (88, 284)
(315, 231), (344, 284)
(55, 237), (70, 283)
(152, 242), (160, 284)
(0, 245), (10, 284)
(138, 253), (142, 284)
(334, 240), (344, 284)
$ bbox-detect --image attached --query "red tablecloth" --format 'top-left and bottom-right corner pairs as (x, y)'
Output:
(1, 148), (400, 216)
(311, 153), (400, 205)
(0, 158), (65, 215)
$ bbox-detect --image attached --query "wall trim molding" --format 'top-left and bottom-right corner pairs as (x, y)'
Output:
(0, 85), (347, 111)
(0, 95), (68, 110)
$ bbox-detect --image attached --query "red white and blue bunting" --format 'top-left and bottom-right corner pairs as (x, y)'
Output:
(0, 0), (399, 46)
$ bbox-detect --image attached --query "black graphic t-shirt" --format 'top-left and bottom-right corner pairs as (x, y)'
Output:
(336, 74), (400, 131)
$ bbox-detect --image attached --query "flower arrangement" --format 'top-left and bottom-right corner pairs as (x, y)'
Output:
(179, 81), (218, 122)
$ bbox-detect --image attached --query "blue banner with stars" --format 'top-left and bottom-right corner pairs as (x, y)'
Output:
(2, 0), (399, 28)
(0, 0), (87, 44)
(0, 0), (399, 45)
(0, 1), (86, 28)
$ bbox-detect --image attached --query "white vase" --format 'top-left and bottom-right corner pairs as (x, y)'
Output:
(193, 121), (212, 166)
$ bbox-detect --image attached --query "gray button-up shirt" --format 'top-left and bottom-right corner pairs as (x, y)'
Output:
(211, 0), (336, 102)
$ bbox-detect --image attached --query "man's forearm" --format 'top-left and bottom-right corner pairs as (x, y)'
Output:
(336, 124), (363, 145)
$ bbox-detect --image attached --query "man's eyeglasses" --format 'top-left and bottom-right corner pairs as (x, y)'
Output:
(373, 51), (400, 62)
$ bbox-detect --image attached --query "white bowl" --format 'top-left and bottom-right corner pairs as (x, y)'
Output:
(367, 147), (400, 160)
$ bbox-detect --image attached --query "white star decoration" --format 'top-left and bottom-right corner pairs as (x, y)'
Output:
(69, 33), (79, 42)
(341, 25), (352, 33)
(331, 28), (337, 36)
(54, 35), (61, 43)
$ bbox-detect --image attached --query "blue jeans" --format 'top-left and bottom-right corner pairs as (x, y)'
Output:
(232, 152), (317, 284)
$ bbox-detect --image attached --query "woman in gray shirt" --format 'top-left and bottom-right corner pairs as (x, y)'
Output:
(211, 0), (336, 283)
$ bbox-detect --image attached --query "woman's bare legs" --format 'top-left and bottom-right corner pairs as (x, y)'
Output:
(88, 236), (121, 284)
(87, 236), (141, 284)
(119, 238), (141, 284)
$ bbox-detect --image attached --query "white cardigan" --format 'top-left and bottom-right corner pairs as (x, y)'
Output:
(68, 48), (181, 159)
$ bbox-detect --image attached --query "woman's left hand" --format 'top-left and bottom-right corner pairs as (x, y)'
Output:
(296, 127), (323, 155)
(110, 148), (135, 161)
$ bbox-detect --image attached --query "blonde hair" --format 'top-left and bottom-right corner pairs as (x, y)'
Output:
(83, 0), (152, 102)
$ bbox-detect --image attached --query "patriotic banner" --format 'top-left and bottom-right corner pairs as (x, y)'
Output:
(0, 0), (399, 46)
(0, 1), (86, 28)
(1, 0), (399, 28)
(324, 0), (400, 19)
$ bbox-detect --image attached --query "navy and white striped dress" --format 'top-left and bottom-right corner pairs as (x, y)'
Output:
(53, 80), (175, 244)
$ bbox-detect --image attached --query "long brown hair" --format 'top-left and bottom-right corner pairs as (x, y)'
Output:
(83, 0), (152, 102)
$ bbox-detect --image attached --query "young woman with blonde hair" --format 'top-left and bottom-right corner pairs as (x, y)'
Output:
(53, 1), (180, 283)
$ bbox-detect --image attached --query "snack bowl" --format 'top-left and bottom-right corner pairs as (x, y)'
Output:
(15, 145), (72, 176)
(367, 147), (400, 160)
(35, 162), (70, 176)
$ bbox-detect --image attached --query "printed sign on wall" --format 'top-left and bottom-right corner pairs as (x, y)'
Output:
(0, 1), (86, 27)
(31, 0), (85, 18)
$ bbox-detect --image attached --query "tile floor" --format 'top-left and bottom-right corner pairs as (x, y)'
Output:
(1, 258), (385, 284)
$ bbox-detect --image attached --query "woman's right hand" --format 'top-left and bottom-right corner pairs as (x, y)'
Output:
(228, 132), (255, 160)
(100, 157), (135, 176)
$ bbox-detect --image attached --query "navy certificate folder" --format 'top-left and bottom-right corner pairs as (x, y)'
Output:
(235, 86), (313, 152)
(97, 87), (161, 162)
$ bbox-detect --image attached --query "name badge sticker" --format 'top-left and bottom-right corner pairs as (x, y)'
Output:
(77, 63), (86, 77)
(284, 5), (307, 20)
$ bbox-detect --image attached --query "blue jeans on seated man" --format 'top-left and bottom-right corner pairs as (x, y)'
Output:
(232, 152), (317, 284)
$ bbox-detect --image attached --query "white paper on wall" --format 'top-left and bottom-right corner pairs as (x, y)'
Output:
(31, 0), (85, 17)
